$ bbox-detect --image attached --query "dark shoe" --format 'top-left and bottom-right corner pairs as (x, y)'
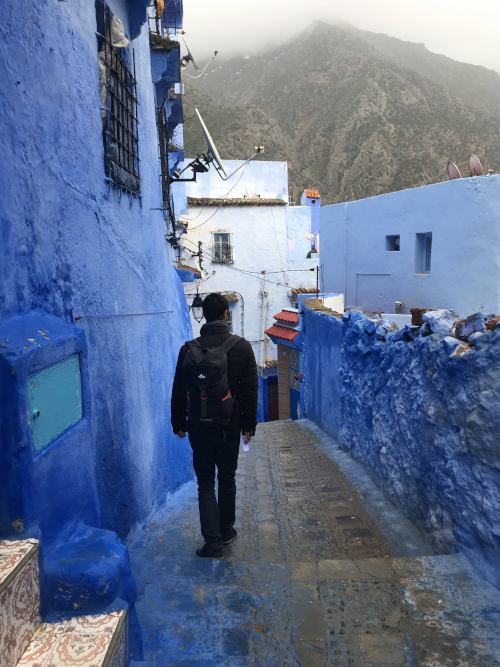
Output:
(222, 528), (238, 545)
(196, 544), (223, 559)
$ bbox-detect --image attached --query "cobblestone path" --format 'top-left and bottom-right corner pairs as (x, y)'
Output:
(128, 420), (500, 666)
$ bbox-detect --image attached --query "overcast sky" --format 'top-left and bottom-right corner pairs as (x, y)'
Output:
(183, 0), (500, 74)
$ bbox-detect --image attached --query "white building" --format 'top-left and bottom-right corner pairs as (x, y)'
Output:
(320, 175), (500, 318)
(172, 160), (318, 367)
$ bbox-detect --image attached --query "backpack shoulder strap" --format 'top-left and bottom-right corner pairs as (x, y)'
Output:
(221, 335), (243, 355)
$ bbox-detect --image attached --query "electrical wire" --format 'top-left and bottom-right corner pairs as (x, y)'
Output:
(179, 164), (249, 229)
(270, 207), (287, 285)
(181, 239), (318, 288)
(181, 238), (289, 287)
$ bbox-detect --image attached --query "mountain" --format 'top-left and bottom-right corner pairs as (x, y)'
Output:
(183, 21), (500, 206)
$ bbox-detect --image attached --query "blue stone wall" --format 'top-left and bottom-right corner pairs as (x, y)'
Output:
(302, 304), (500, 587)
(0, 0), (193, 540)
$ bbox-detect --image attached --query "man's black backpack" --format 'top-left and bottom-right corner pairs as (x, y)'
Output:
(183, 335), (243, 426)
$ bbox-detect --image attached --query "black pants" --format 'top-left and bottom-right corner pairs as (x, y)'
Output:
(190, 430), (240, 550)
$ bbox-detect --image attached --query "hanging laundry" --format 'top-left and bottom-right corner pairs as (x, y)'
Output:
(287, 238), (296, 251)
(305, 233), (314, 241)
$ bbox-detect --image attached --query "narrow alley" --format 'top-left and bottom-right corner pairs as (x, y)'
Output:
(128, 421), (500, 666)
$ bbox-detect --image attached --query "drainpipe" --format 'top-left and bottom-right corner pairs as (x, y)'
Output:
(232, 291), (245, 339)
(260, 273), (267, 366)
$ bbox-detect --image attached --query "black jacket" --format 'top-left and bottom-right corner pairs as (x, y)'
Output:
(171, 321), (258, 438)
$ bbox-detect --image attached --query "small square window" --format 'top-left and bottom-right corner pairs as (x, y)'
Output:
(213, 233), (233, 263)
(385, 235), (400, 251)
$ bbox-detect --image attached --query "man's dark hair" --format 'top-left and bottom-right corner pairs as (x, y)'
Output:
(202, 293), (229, 322)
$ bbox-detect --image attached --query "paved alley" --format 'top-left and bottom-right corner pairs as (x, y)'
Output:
(128, 420), (500, 666)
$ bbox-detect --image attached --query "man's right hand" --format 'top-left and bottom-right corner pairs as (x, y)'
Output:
(177, 431), (186, 438)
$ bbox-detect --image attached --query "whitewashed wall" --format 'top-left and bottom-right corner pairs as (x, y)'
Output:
(174, 161), (317, 363)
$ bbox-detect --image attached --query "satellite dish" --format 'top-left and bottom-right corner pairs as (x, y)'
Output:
(469, 154), (483, 176)
(195, 108), (227, 177)
(181, 38), (199, 71)
(168, 110), (263, 184)
(447, 161), (461, 180)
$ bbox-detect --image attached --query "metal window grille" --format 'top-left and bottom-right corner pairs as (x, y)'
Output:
(99, 4), (140, 195)
(213, 233), (233, 263)
(425, 235), (432, 272)
(157, 102), (173, 219)
(227, 307), (233, 333)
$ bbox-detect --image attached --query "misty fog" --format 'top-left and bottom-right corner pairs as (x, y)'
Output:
(183, 0), (500, 74)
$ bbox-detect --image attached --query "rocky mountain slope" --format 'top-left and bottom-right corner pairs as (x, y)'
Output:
(183, 21), (500, 205)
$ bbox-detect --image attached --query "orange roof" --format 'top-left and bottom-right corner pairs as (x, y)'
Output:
(274, 310), (299, 324)
(176, 263), (201, 277)
(290, 287), (318, 295)
(264, 324), (299, 342)
(304, 189), (320, 199)
(222, 292), (239, 302)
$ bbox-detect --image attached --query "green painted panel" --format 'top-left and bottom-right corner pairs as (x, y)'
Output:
(28, 355), (82, 455)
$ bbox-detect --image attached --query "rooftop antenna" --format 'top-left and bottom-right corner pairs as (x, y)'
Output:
(169, 109), (263, 183)
(469, 154), (483, 177)
(180, 38), (199, 70)
(447, 161), (462, 180)
(181, 38), (219, 79)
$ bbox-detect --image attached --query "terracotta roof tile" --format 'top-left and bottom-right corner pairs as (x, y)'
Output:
(176, 263), (201, 277)
(264, 324), (299, 342)
(274, 310), (299, 324)
(187, 197), (287, 207)
(222, 292), (239, 302)
(304, 189), (321, 199)
(290, 287), (318, 295)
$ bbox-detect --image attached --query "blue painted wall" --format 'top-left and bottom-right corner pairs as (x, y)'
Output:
(0, 0), (193, 546)
(302, 303), (500, 587)
(301, 305), (343, 432)
(320, 175), (500, 317)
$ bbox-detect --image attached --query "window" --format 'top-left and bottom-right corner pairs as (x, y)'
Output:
(212, 233), (233, 263)
(415, 232), (432, 274)
(289, 348), (300, 391)
(227, 306), (233, 333)
(97, 3), (140, 195)
(425, 235), (432, 271)
(157, 102), (171, 214)
(385, 235), (400, 251)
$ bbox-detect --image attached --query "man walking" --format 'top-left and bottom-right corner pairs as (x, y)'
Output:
(171, 293), (258, 558)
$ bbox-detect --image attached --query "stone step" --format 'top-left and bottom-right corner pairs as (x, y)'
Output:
(16, 609), (126, 667)
(0, 539), (41, 667)
(0, 539), (127, 667)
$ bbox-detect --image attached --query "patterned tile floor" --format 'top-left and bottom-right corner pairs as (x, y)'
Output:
(127, 420), (500, 666)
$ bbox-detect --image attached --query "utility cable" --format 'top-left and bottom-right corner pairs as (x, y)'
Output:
(181, 238), (289, 287)
(179, 165), (249, 229)
(270, 207), (287, 285)
(75, 310), (173, 322)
